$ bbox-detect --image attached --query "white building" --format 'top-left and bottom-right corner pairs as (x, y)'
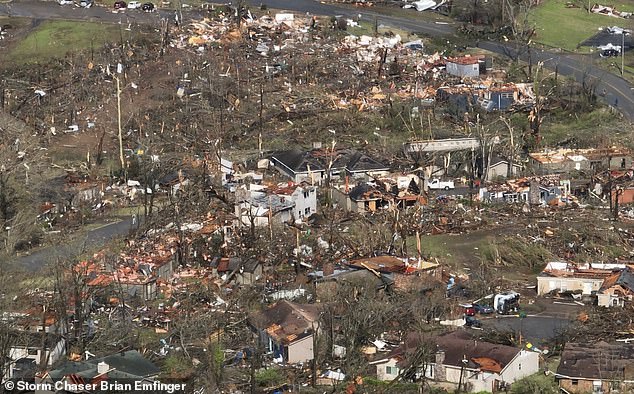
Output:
(371, 330), (539, 392)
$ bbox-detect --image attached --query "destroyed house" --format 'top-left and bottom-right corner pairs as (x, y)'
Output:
(249, 300), (322, 364)
(529, 148), (632, 174)
(270, 149), (389, 185)
(536, 261), (621, 296)
(85, 253), (174, 301)
(311, 265), (394, 299)
(211, 256), (262, 285)
(437, 83), (534, 113)
(8, 331), (66, 380)
(269, 182), (318, 221)
(556, 342), (634, 393)
(597, 266), (634, 307)
(347, 255), (439, 291)
(332, 176), (425, 213)
(340, 183), (394, 213)
(235, 190), (295, 227)
(370, 330), (538, 392)
(445, 56), (484, 78)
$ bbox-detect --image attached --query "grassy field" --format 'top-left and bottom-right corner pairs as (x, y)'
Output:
(530, 0), (634, 51)
(7, 20), (127, 63)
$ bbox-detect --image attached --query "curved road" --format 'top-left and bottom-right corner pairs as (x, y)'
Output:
(2, 0), (632, 119)
(239, 0), (634, 121)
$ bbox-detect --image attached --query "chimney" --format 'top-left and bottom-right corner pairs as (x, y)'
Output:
(97, 362), (109, 375)
(435, 350), (445, 364)
(323, 262), (335, 277)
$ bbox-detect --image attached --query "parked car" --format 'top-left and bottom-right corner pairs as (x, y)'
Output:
(79, 0), (93, 8)
(141, 2), (155, 11)
(600, 49), (620, 58)
(473, 303), (494, 314)
(113, 1), (127, 9)
(58, 0), (74, 5)
(427, 178), (455, 190)
(127, 1), (141, 8)
(464, 306), (476, 317)
(465, 316), (482, 328)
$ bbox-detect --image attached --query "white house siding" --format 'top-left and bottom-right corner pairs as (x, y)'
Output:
(287, 335), (314, 364)
(9, 339), (66, 378)
(537, 276), (604, 295)
(501, 350), (539, 383)
(287, 187), (317, 221)
(446, 62), (479, 78)
(375, 358), (401, 381)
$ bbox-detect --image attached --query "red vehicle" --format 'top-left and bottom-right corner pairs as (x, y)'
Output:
(464, 306), (476, 317)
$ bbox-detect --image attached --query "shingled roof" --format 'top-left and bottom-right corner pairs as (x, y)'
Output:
(601, 267), (634, 293)
(271, 149), (388, 176)
(557, 342), (634, 380)
(435, 330), (521, 372)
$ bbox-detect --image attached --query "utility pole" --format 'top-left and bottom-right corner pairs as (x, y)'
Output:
(115, 76), (125, 172)
(622, 30), (625, 76)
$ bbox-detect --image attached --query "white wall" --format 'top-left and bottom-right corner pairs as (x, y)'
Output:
(288, 186), (317, 221)
(374, 358), (401, 381)
(287, 335), (314, 364)
(537, 276), (604, 295)
(501, 350), (539, 383)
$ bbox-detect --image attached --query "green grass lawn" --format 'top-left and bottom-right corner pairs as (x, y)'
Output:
(8, 20), (127, 63)
(531, 0), (634, 50)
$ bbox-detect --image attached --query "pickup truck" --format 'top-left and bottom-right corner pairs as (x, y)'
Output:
(427, 179), (455, 190)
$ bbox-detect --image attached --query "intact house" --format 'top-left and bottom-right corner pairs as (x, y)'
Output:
(536, 261), (624, 296)
(270, 148), (389, 185)
(556, 341), (634, 393)
(210, 256), (263, 285)
(370, 330), (539, 392)
(7, 331), (66, 380)
(248, 300), (322, 364)
(484, 156), (523, 179)
(597, 266), (634, 307)
(529, 147), (632, 175)
(37, 350), (161, 393)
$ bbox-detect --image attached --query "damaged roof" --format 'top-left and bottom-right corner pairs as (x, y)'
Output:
(211, 256), (261, 273)
(347, 255), (416, 274)
(249, 300), (321, 344)
(557, 341), (634, 380)
(436, 330), (521, 372)
(600, 267), (634, 293)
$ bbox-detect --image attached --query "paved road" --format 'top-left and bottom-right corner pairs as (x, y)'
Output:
(241, 0), (634, 121)
(10, 217), (137, 271)
(0, 0), (200, 24)
(2, 0), (632, 119)
(482, 316), (570, 346)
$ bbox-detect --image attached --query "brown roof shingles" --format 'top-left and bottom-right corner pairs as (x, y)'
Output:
(557, 342), (634, 380)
